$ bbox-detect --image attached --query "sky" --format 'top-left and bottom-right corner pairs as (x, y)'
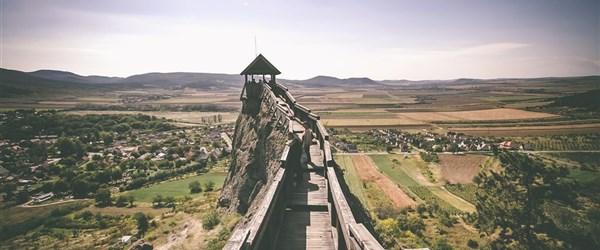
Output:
(1, 0), (599, 80)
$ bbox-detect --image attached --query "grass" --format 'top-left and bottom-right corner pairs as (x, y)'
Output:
(547, 152), (600, 166)
(334, 155), (394, 213)
(428, 187), (476, 213)
(445, 184), (478, 204)
(335, 155), (367, 203)
(407, 186), (462, 215)
(369, 155), (420, 186)
(76, 97), (120, 102)
(369, 154), (476, 213)
(124, 172), (227, 202)
(479, 95), (552, 103)
(568, 169), (600, 185)
(0, 200), (89, 227)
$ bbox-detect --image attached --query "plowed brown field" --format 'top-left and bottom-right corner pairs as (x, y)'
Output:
(439, 154), (487, 184)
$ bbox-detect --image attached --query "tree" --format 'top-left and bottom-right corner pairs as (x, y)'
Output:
(189, 180), (202, 193)
(134, 212), (149, 237)
(434, 238), (453, 250)
(1, 182), (17, 200)
(15, 189), (30, 204)
(491, 144), (499, 156)
(474, 152), (576, 249)
(152, 194), (164, 208)
(57, 137), (74, 158)
(53, 179), (70, 194)
(95, 188), (112, 207)
(71, 179), (89, 198)
(29, 142), (48, 164)
(164, 196), (176, 208)
(113, 195), (126, 207)
(204, 181), (215, 192)
(101, 133), (113, 146)
(128, 195), (135, 207)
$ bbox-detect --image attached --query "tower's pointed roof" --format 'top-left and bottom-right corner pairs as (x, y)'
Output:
(240, 54), (281, 75)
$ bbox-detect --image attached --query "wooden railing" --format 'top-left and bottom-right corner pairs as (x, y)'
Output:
(224, 81), (383, 250)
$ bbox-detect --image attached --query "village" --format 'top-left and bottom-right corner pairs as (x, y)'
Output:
(332, 128), (533, 154)
(0, 110), (234, 207)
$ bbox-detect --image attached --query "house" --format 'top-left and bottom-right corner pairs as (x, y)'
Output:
(211, 148), (223, 159)
(399, 142), (410, 152)
(121, 235), (133, 244)
(347, 144), (358, 153)
(0, 166), (9, 177)
(198, 147), (210, 160)
(499, 141), (515, 149)
(34, 192), (54, 203)
(520, 144), (534, 151)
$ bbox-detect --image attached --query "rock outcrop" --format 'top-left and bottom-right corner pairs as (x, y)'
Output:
(217, 95), (286, 221)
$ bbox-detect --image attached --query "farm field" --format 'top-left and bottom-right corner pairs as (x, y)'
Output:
(333, 155), (367, 203)
(514, 135), (600, 151)
(367, 154), (477, 213)
(438, 154), (487, 184)
(65, 110), (238, 124)
(450, 123), (600, 136)
(428, 186), (476, 213)
(543, 152), (600, 167)
(349, 155), (416, 209)
(567, 169), (600, 185)
(397, 108), (557, 121)
(445, 184), (478, 204)
(0, 201), (90, 227)
(334, 155), (398, 212)
(124, 172), (227, 202)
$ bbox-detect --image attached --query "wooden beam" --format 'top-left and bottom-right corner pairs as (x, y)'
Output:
(348, 223), (385, 250)
(223, 229), (250, 250)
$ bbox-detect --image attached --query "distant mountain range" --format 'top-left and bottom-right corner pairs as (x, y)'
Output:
(2, 67), (599, 98)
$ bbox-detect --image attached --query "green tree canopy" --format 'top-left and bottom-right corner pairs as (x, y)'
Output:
(475, 152), (576, 249)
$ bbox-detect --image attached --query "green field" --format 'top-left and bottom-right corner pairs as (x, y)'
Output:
(429, 186), (476, 213)
(445, 184), (478, 204)
(568, 169), (600, 185)
(334, 155), (367, 203)
(369, 155), (420, 186)
(479, 95), (552, 103)
(124, 172), (227, 202)
(369, 154), (476, 213)
(549, 152), (600, 167)
(334, 155), (394, 212)
(0, 201), (89, 227)
(407, 186), (462, 215)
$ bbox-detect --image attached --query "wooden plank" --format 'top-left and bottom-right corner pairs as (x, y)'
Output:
(294, 103), (311, 114)
(281, 145), (290, 162)
(326, 166), (356, 248)
(275, 211), (335, 250)
(348, 223), (385, 250)
(223, 229), (250, 250)
(323, 141), (333, 163)
(316, 121), (329, 140)
(292, 120), (304, 133)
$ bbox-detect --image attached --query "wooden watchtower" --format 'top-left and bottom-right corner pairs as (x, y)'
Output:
(239, 54), (281, 101)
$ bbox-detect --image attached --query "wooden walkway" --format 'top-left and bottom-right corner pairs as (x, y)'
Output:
(275, 124), (335, 250)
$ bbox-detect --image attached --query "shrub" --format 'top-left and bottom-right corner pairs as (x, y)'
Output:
(202, 210), (220, 230)
(189, 180), (202, 193)
(204, 181), (215, 192)
(467, 239), (479, 248)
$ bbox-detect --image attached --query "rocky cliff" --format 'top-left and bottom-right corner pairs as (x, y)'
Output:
(217, 97), (286, 220)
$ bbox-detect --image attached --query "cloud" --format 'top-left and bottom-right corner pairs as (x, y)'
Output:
(391, 42), (531, 59)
